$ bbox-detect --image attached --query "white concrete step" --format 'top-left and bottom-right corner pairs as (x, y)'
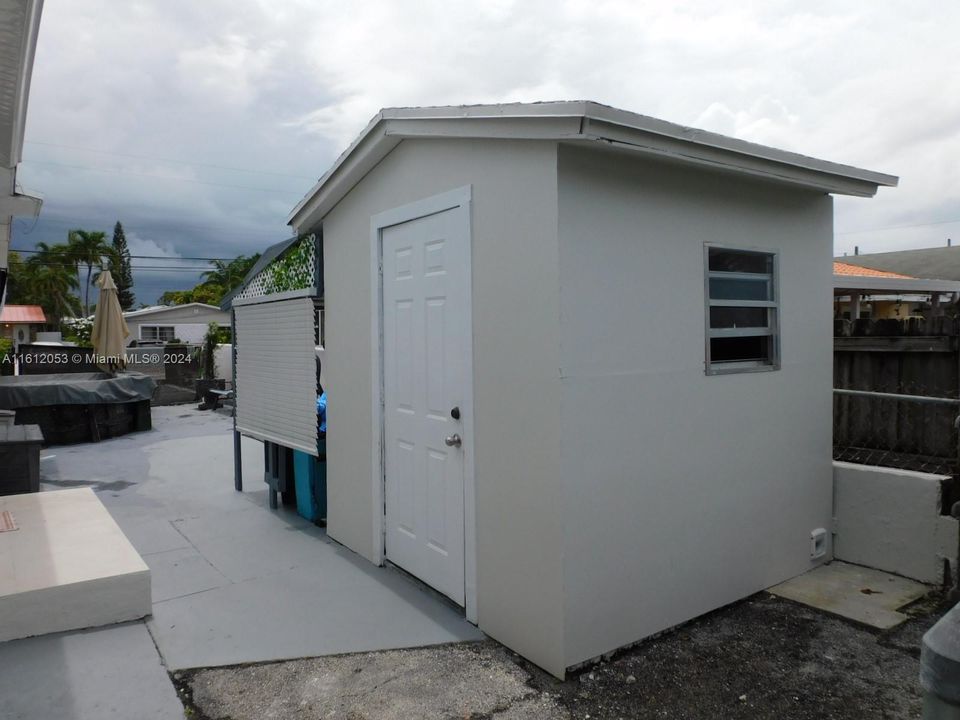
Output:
(0, 488), (151, 642)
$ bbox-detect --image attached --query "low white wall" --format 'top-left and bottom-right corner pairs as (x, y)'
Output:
(173, 323), (207, 345)
(833, 461), (958, 585)
(213, 344), (233, 381)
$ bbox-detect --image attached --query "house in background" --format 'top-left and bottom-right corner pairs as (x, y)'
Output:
(0, 303), (45, 347)
(833, 260), (960, 320)
(0, 0), (44, 311)
(124, 302), (231, 345)
(837, 243), (960, 281)
(232, 101), (896, 677)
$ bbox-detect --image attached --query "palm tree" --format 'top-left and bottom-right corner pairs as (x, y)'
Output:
(67, 229), (110, 316)
(21, 245), (81, 324)
(200, 259), (231, 288)
(201, 254), (259, 293)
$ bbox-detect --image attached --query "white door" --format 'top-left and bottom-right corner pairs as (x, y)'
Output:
(382, 207), (468, 605)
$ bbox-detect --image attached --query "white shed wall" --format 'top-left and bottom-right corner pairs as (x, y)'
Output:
(556, 145), (835, 667)
(319, 138), (566, 675)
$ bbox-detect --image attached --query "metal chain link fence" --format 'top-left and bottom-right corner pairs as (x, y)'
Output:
(833, 384), (960, 477)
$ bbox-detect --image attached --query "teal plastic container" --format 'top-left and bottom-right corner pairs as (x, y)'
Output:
(293, 441), (327, 522)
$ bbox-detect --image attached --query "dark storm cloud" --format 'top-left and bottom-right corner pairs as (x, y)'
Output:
(13, 1), (960, 302)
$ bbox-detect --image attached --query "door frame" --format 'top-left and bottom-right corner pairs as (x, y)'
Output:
(369, 185), (477, 623)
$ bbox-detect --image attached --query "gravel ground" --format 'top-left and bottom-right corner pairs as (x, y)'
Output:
(181, 592), (951, 720)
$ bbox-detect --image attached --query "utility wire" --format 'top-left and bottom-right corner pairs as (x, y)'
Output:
(21, 159), (305, 195)
(25, 140), (317, 180)
(13, 214), (284, 241)
(837, 217), (960, 235)
(11, 248), (242, 262)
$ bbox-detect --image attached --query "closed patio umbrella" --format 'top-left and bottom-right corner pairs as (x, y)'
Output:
(90, 270), (130, 373)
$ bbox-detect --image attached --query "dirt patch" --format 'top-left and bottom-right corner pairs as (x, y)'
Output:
(524, 593), (946, 719)
(182, 592), (950, 720)
(180, 642), (567, 720)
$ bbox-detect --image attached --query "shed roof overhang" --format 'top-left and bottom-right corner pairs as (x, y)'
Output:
(288, 101), (899, 233)
(833, 276), (960, 295)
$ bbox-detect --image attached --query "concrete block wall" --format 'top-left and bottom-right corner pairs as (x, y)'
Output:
(833, 461), (958, 585)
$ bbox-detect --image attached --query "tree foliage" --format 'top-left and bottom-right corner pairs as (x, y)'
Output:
(110, 221), (136, 310)
(6, 247), (81, 325)
(67, 229), (110, 317)
(159, 253), (259, 306)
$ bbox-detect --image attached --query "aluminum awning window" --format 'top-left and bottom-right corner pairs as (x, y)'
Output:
(704, 244), (780, 375)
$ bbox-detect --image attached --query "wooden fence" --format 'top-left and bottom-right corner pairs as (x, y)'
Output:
(833, 317), (959, 476)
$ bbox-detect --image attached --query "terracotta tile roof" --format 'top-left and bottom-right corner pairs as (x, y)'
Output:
(833, 261), (914, 279)
(0, 305), (47, 324)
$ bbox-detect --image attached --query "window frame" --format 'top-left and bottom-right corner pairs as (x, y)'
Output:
(703, 243), (781, 376)
(140, 325), (176, 343)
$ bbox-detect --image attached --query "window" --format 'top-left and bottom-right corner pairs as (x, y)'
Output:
(140, 325), (176, 343)
(705, 245), (779, 374)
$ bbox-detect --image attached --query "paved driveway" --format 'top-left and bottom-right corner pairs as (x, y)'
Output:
(0, 405), (481, 719)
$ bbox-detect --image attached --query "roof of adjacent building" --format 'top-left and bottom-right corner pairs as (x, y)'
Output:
(0, 303), (44, 323)
(833, 258), (960, 295)
(832, 261), (913, 279)
(835, 246), (960, 282)
(288, 101), (898, 231)
(123, 302), (227, 319)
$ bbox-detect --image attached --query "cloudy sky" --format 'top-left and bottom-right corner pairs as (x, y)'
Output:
(13, 0), (959, 304)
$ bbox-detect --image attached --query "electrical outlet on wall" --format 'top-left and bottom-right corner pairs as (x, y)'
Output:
(810, 528), (827, 559)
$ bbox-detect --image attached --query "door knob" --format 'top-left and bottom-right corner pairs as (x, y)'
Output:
(444, 434), (462, 448)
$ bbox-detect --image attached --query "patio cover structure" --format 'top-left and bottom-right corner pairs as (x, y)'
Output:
(833, 261), (960, 317)
(0, 0), (44, 308)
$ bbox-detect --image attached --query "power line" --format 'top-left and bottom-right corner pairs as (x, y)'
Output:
(13, 214), (285, 241)
(21, 159), (306, 195)
(11, 248), (241, 262)
(837, 217), (960, 235)
(11, 258), (217, 272)
(17, 264), (214, 272)
(25, 140), (318, 180)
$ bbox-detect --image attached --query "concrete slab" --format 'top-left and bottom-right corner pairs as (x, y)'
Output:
(768, 561), (929, 629)
(0, 488), (151, 642)
(149, 546), (483, 670)
(0, 622), (183, 719)
(112, 517), (192, 557)
(143, 547), (230, 603)
(39, 407), (484, 670)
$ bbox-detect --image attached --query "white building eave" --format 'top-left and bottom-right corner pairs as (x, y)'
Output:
(287, 101), (899, 233)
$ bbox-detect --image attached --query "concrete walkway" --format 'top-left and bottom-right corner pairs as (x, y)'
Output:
(0, 405), (481, 718)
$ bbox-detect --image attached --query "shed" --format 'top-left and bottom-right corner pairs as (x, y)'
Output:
(237, 101), (897, 678)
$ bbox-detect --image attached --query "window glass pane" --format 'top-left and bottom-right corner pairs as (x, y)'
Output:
(709, 276), (770, 301)
(709, 306), (768, 329)
(710, 336), (771, 363)
(709, 248), (772, 274)
(159, 327), (175, 341)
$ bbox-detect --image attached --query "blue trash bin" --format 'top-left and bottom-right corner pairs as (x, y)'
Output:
(293, 441), (326, 523)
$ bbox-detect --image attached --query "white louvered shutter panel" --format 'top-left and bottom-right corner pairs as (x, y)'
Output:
(235, 298), (318, 455)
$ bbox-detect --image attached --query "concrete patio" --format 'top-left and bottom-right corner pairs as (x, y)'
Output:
(0, 405), (482, 719)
